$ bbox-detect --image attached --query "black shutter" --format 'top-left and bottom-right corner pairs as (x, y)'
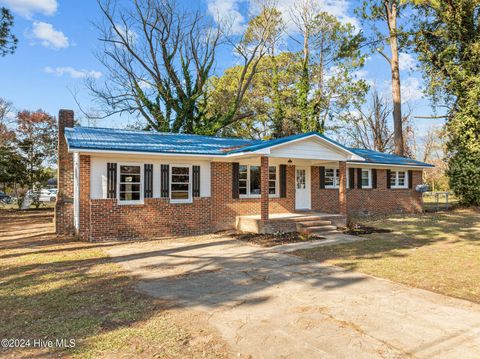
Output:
(372, 169), (377, 189)
(279, 164), (287, 198)
(348, 168), (355, 189)
(386, 169), (391, 189)
(144, 164), (153, 198)
(232, 162), (240, 198)
(107, 162), (117, 199)
(160, 164), (169, 197)
(357, 168), (363, 189)
(192, 165), (201, 197)
(319, 166), (325, 189)
(408, 170), (413, 189)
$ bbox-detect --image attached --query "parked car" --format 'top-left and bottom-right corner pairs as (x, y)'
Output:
(27, 189), (56, 202)
(0, 191), (12, 204)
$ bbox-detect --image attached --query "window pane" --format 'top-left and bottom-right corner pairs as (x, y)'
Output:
(171, 183), (189, 191)
(398, 171), (406, 186)
(172, 167), (189, 175)
(325, 169), (334, 186)
(296, 169), (306, 189)
(120, 174), (140, 183)
(361, 170), (370, 187)
(250, 166), (261, 194)
(120, 165), (140, 174)
(172, 175), (189, 183)
(120, 191), (140, 201)
(171, 167), (190, 200)
(171, 191), (189, 200)
(269, 166), (276, 173)
(120, 183), (140, 192)
(239, 187), (247, 195)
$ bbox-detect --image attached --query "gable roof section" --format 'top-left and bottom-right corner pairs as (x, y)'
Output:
(348, 148), (434, 167)
(65, 126), (433, 167)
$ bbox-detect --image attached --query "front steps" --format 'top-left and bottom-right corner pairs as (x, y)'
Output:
(236, 212), (346, 234)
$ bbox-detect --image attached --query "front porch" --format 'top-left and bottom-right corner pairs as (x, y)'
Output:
(235, 212), (347, 235)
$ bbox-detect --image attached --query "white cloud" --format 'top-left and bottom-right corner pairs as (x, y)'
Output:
(399, 52), (417, 71)
(401, 77), (424, 103)
(1, 0), (57, 17)
(207, 0), (358, 37)
(207, 0), (245, 35)
(31, 21), (69, 49)
(44, 66), (102, 79)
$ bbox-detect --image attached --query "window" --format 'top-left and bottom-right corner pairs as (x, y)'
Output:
(119, 165), (142, 203)
(361, 169), (372, 188)
(390, 170), (408, 189)
(269, 166), (277, 194)
(171, 165), (191, 202)
(239, 164), (277, 197)
(250, 165), (261, 195)
(325, 168), (340, 188)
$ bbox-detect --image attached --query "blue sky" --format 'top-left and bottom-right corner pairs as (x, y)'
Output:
(0, 0), (444, 142)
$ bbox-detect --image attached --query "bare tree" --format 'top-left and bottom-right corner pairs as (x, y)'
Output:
(87, 0), (280, 134)
(88, 0), (220, 133)
(343, 90), (394, 152)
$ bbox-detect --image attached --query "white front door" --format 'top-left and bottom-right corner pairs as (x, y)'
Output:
(295, 167), (311, 210)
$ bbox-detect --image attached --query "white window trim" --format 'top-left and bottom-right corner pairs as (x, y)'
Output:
(325, 168), (340, 189)
(361, 168), (372, 189)
(239, 164), (279, 198)
(117, 162), (144, 205)
(390, 170), (408, 189)
(170, 164), (192, 204)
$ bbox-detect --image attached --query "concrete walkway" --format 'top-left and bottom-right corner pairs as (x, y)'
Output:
(272, 232), (368, 252)
(106, 235), (480, 358)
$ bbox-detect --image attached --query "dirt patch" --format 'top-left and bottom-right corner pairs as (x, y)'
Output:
(231, 232), (323, 247)
(344, 225), (392, 236)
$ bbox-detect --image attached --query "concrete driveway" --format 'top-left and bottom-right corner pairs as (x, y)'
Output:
(106, 235), (480, 358)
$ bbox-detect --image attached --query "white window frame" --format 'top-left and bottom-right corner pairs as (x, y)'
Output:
(361, 168), (372, 189)
(325, 168), (340, 189)
(390, 170), (408, 189)
(239, 164), (278, 198)
(170, 164), (192, 204)
(117, 162), (144, 205)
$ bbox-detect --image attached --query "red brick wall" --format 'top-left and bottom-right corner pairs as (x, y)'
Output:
(79, 155), (91, 241)
(211, 162), (296, 231)
(55, 109), (75, 235)
(311, 166), (423, 215)
(88, 198), (212, 241)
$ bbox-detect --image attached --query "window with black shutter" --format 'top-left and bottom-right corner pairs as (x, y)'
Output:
(232, 162), (240, 198)
(144, 164), (153, 198)
(356, 168), (363, 189)
(348, 168), (355, 189)
(319, 166), (325, 189)
(372, 169), (377, 189)
(160, 164), (169, 197)
(192, 165), (200, 197)
(107, 162), (117, 199)
(279, 164), (287, 198)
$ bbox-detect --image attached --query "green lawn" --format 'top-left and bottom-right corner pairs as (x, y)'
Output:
(0, 210), (228, 358)
(294, 208), (480, 304)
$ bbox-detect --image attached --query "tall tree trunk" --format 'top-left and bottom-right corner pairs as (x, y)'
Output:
(386, 1), (404, 156)
(298, 27), (311, 133)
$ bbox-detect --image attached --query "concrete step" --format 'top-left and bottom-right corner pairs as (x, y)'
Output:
(296, 220), (332, 227)
(298, 225), (338, 234)
(288, 216), (330, 222)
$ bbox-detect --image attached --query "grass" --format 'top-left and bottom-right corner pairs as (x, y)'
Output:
(294, 207), (480, 304)
(0, 209), (229, 358)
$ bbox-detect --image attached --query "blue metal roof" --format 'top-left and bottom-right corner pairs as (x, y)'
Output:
(65, 127), (260, 155)
(348, 148), (434, 167)
(65, 126), (433, 167)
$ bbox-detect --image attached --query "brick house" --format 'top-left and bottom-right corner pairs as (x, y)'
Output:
(55, 110), (433, 241)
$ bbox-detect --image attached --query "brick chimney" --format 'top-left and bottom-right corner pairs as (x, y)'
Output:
(55, 109), (75, 235)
